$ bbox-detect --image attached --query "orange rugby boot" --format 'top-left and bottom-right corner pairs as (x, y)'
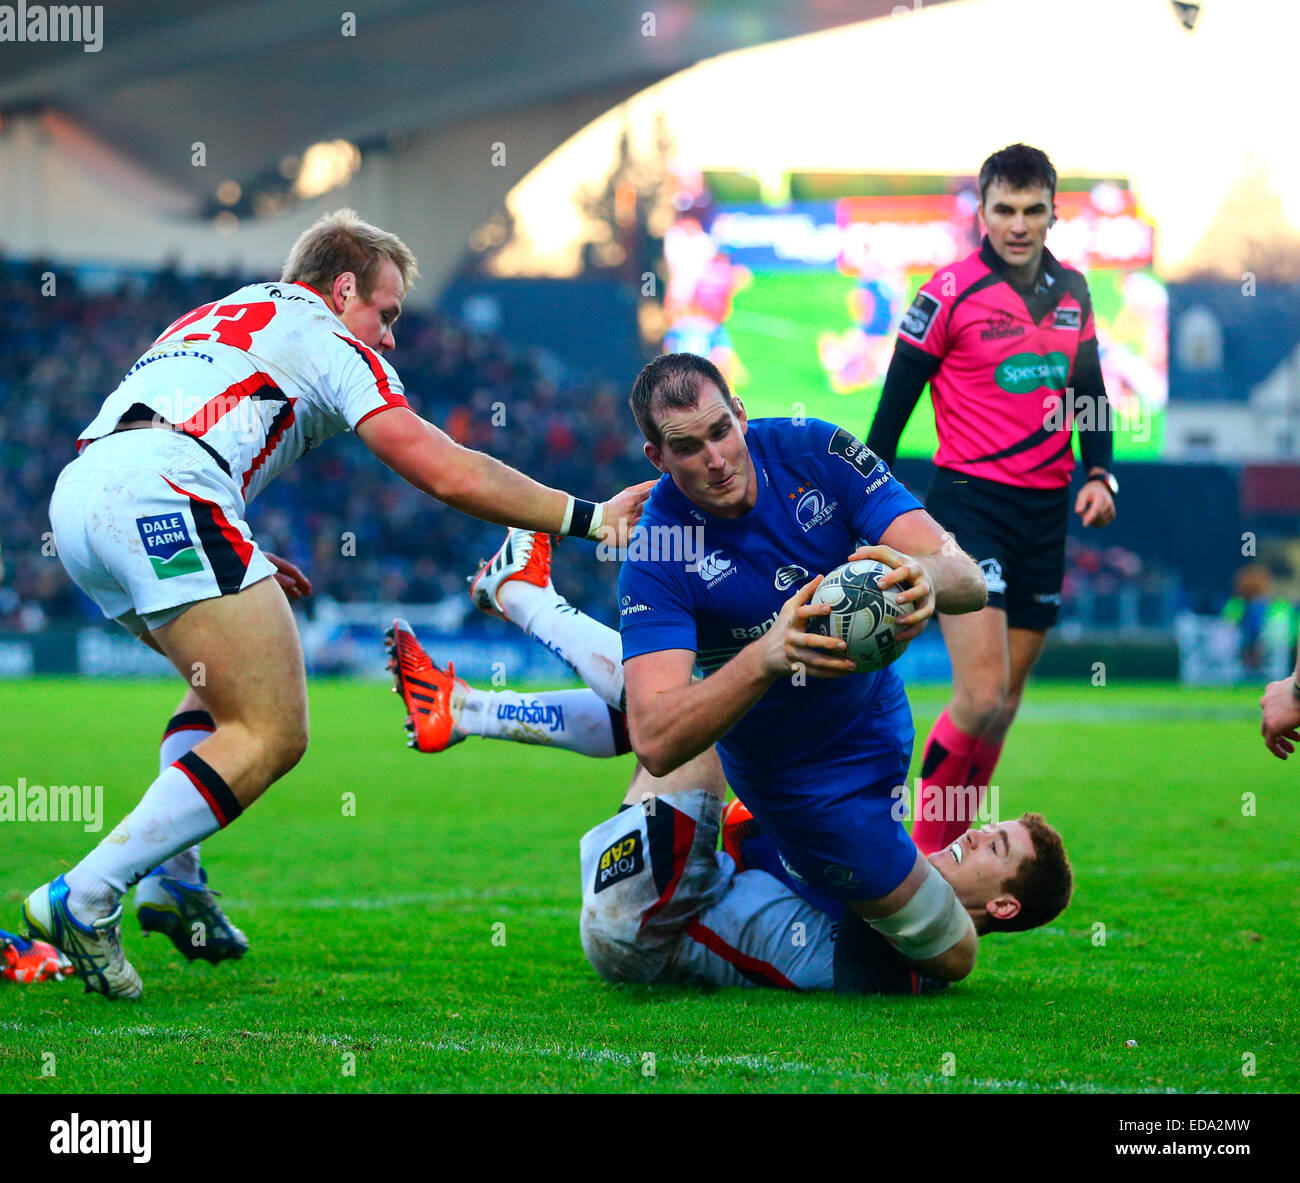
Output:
(385, 618), (469, 753)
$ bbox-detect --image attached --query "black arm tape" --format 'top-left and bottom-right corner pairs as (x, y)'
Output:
(568, 498), (596, 540)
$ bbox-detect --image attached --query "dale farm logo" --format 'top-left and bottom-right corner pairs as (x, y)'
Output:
(995, 351), (1070, 394)
(136, 513), (203, 579)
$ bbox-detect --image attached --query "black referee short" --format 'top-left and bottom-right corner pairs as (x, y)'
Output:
(924, 467), (1069, 631)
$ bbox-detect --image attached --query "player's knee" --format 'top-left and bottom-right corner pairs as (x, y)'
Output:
(273, 718), (310, 777)
(954, 685), (1007, 735)
(250, 713), (309, 780)
(992, 691), (1024, 737)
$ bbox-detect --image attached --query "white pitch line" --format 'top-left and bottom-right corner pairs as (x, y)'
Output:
(205, 889), (572, 912)
(0, 1020), (1187, 1093)
(997, 702), (1256, 724)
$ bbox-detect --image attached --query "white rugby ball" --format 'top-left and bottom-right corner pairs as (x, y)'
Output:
(805, 559), (910, 673)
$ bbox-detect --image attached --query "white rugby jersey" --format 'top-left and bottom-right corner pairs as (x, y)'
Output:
(78, 281), (409, 506)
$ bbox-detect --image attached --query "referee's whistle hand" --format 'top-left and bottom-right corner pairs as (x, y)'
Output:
(1074, 483), (1115, 528)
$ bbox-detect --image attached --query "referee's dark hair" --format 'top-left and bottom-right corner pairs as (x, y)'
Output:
(978, 143), (1058, 206)
(985, 812), (1073, 934)
(630, 352), (735, 448)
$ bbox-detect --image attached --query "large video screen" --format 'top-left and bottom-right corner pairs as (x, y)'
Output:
(662, 182), (1166, 459)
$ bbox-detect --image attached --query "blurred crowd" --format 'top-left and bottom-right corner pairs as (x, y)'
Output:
(0, 256), (1199, 640)
(1220, 562), (1298, 673)
(0, 257), (652, 633)
(1059, 537), (1178, 633)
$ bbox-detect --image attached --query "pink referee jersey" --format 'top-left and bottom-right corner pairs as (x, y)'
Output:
(77, 281), (409, 509)
(896, 240), (1096, 491)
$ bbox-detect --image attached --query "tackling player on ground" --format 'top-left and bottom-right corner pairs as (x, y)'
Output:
(386, 527), (1073, 993)
(866, 143), (1117, 857)
(22, 209), (653, 999)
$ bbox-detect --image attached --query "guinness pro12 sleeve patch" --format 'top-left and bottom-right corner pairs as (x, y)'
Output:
(899, 291), (942, 343)
(827, 426), (886, 479)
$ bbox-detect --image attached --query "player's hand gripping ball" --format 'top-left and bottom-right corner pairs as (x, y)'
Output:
(804, 559), (910, 673)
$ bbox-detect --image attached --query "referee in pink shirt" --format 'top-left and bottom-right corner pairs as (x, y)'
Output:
(867, 143), (1118, 854)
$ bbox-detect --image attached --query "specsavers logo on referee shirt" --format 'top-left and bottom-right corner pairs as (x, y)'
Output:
(995, 351), (1070, 394)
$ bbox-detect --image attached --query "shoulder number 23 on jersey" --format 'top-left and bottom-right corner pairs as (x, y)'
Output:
(154, 301), (277, 351)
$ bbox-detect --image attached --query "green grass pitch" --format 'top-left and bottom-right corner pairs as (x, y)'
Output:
(1, 677), (1296, 1093)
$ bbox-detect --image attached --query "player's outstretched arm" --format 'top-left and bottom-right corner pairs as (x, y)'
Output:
(357, 407), (654, 544)
(624, 581), (854, 778)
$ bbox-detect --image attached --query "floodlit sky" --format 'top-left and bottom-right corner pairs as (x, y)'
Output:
(495, 0), (1297, 277)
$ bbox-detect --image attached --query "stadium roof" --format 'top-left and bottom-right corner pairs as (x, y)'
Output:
(0, 0), (954, 212)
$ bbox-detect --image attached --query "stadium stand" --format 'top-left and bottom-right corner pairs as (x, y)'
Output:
(0, 256), (1286, 664)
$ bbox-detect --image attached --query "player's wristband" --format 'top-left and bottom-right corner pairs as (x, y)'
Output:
(561, 496), (602, 540)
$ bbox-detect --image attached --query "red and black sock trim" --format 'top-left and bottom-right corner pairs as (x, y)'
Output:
(173, 751), (241, 827)
(608, 706), (632, 756)
(162, 710), (215, 741)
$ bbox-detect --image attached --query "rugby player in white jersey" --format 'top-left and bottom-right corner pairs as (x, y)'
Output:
(23, 211), (653, 999)
(385, 530), (1073, 993)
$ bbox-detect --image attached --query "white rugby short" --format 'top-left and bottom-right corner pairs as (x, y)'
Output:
(49, 430), (277, 635)
(578, 789), (836, 991)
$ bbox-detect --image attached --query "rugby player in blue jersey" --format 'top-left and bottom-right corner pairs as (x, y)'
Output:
(617, 353), (989, 982)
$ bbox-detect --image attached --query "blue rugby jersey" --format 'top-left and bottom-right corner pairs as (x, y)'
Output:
(618, 417), (922, 788)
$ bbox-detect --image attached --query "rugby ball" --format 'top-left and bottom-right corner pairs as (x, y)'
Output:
(804, 559), (910, 673)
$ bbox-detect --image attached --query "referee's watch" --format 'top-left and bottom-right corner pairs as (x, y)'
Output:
(1086, 470), (1119, 497)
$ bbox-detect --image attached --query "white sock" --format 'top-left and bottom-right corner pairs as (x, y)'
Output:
(498, 582), (625, 709)
(458, 688), (629, 757)
(156, 710), (214, 883)
(65, 755), (237, 915)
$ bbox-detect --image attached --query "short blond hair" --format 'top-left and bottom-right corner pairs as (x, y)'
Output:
(281, 208), (418, 301)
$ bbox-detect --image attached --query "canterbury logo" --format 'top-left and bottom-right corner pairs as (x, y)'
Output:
(696, 550), (732, 581)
